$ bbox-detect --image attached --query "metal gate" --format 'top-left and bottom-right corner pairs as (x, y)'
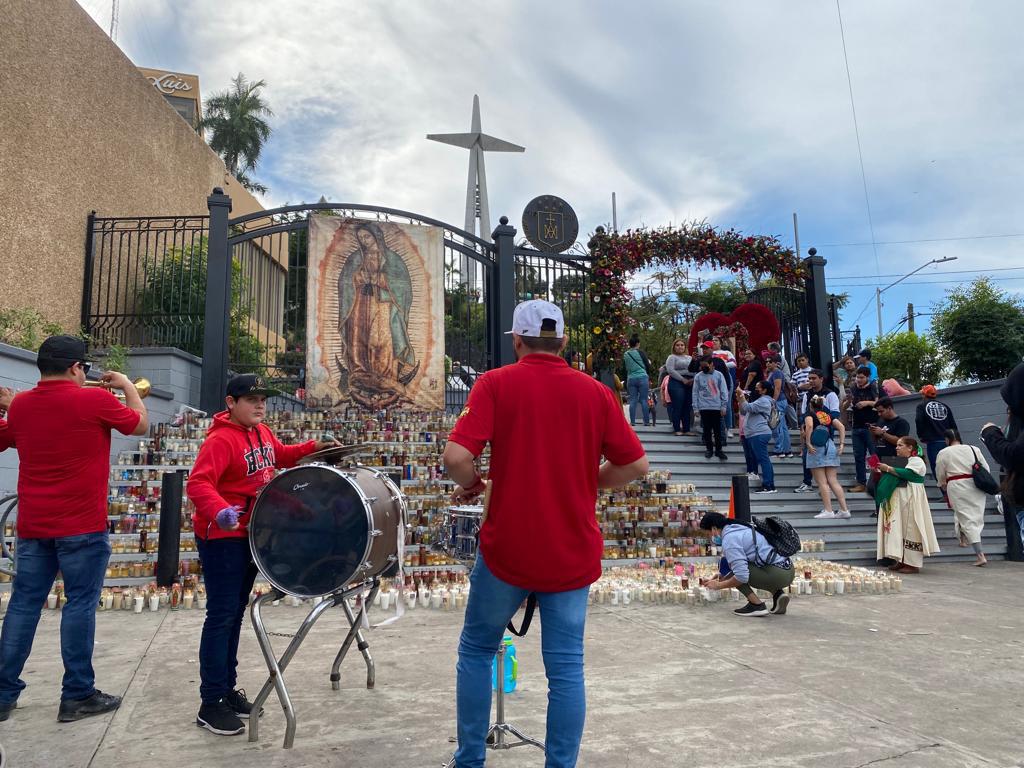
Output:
(81, 190), (591, 413)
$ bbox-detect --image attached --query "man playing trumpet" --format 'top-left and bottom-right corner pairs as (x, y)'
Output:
(0, 335), (148, 723)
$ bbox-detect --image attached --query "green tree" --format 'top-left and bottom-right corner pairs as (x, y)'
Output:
(137, 237), (266, 371)
(620, 295), (688, 378)
(676, 279), (747, 316)
(202, 73), (273, 195)
(867, 331), (945, 389)
(445, 285), (487, 374)
(931, 277), (1024, 382)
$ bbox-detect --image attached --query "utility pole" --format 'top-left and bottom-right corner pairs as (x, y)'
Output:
(907, 303), (915, 333)
(792, 212), (801, 265)
(612, 192), (618, 233)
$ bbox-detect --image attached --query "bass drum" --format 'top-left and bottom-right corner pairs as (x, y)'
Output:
(248, 464), (405, 598)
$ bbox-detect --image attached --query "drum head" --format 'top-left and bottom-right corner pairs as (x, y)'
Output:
(249, 466), (370, 597)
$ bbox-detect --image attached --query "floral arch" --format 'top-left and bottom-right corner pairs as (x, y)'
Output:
(586, 223), (804, 367)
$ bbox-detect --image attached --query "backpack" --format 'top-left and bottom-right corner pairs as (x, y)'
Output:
(783, 381), (799, 406)
(969, 447), (1000, 495)
(751, 516), (802, 561)
(767, 402), (781, 430)
(810, 410), (834, 447)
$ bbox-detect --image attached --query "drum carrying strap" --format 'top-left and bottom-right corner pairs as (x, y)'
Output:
(506, 593), (537, 637)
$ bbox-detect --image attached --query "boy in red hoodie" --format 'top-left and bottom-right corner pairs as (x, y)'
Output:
(187, 374), (333, 735)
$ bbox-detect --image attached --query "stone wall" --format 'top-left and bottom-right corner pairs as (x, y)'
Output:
(0, 0), (264, 333)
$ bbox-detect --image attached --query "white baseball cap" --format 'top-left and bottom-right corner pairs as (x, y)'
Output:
(505, 299), (565, 338)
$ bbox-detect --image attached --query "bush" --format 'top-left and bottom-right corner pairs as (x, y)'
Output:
(867, 331), (945, 390)
(0, 308), (64, 352)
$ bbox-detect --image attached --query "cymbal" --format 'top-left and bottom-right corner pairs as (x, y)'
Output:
(297, 444), (367, 466)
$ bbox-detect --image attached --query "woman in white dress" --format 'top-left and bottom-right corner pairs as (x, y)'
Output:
(876, 436), (940, 573)
(935, 429), (990, 566)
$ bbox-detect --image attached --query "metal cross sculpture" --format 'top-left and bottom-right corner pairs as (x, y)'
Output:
(428, 95), (524, 285)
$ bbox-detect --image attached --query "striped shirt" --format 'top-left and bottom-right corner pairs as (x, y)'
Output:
(791, 366), (812, 412)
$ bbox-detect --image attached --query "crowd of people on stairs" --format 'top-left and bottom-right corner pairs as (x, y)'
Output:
(617, 335), (1024, 574)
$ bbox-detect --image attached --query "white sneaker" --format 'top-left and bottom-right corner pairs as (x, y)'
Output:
(834, 509), (852, 519)
(794, 483), (814, 493)
(814, 509), (838, 519)
(746, 472), (760, 481)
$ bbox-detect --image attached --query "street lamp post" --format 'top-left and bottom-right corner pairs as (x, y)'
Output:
(875, 256), (957, 338)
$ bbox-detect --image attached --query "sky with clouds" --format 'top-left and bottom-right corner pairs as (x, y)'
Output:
(81, 0), (1024, 343)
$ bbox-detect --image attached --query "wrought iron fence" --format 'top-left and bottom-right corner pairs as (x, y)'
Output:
(513, 246), (592, 370)
(82, 214), (211, 351)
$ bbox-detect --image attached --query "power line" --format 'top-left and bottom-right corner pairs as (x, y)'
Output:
(831, 276), (1024, 287)
(829, 266), (1024, 280)
(821, 232), (1024, 247)
(835, 0), (880, 281)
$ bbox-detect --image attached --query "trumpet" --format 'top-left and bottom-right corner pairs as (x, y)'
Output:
(83, 377), (152, 400)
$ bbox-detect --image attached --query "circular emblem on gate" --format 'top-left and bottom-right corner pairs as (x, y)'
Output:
(521, 195), (579, 254)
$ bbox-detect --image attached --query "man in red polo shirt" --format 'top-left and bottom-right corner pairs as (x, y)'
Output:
(443, 300), (648, 768)
(0, 335), (148, 723)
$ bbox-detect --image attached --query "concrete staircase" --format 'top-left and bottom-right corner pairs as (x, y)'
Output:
(633, 424), (1007, 565)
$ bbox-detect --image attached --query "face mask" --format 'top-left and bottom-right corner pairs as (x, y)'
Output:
(712, 534), (723, 546)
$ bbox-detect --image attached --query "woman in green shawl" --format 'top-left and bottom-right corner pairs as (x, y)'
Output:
(876, 436), (940, 573)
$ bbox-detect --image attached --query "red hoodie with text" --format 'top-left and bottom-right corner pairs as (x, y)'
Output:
(187, 411), (317, 541)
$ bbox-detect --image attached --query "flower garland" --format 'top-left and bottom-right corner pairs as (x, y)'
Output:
(587, 224), (803, 368)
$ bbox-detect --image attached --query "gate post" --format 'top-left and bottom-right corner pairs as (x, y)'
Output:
(803, 247), (833, 384)
(200, 187), (233, 415)
(491, 216), (516, 368)
(81, 210), (97, 334)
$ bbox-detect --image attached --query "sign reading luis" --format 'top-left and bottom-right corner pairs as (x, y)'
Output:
(521, 195), (579, 254)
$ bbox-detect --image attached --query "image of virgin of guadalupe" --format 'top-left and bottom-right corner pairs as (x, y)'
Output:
(336, 222), (420, 408)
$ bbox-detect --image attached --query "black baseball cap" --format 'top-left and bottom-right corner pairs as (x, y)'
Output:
(37, 335), (91, 364)
(226, 374), (279, 399)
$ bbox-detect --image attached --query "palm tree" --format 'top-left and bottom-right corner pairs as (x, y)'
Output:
(201, 73), (273, 194)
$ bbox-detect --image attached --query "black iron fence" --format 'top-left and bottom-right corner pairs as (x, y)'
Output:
(82, 192), (591, 413)
(82, 213), (211, 351)
(513, 246), (592, 370)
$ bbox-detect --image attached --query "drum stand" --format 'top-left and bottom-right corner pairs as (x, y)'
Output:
(443, 643), (545, 767)
(248, 577), (381, 749)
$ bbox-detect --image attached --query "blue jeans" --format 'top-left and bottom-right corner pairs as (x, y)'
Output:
(926, 440), (946, 477)
(724, 374), (735, 430)
(667, 379), (693, 432)
(852, 427), (872, 484)
(195, 537), (259, 704)
(747, 433), (775, 489)
(626, 376), (650, 425)
(0, 532), (110, 705)
(741, 436), (757, 473)
(455, 556), (589, 768)
(772, 400), (791, 454)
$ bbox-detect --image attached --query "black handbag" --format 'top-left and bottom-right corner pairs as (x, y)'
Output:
(970, 447), (1000, 495)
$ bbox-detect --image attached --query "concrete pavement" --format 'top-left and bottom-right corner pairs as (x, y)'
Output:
(1, 562), (1022, 768)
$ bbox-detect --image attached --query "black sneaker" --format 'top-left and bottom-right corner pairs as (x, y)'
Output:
(704, 450), (714, 459)
(57, 690), (121, 722)
(715, 451), (728, 461)
(771, 591), (790, 615)
(224, 688), (263, 719)
(733, 602), (769, 617)
(0, 701), (16, 722)
(196, 699), (245, 735)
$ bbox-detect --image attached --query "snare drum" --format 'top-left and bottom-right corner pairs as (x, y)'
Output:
(248, 464), (406, 598)
(437, 505), (485, 565)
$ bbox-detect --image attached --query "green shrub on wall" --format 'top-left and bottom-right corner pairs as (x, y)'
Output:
(0, 308), (64, 352)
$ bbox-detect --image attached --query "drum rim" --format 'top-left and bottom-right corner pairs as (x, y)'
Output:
(248, 462), (376, 598)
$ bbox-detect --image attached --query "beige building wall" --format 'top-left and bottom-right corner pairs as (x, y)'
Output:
(0, 0), (265, 333)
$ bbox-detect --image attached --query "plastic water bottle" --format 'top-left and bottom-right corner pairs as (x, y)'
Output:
(491, 635), (518, 693)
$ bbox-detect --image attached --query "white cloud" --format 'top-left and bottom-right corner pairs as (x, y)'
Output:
(82, 0), (1024, 335)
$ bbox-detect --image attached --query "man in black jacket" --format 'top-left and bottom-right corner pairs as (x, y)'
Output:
(981, 362), (1024, 556)
(916, 384), (958, 477)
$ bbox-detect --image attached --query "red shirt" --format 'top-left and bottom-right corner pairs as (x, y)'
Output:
(187, 411), (317, 541)
(448, 353), (645, 592)
(6, 380), (141, 538)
